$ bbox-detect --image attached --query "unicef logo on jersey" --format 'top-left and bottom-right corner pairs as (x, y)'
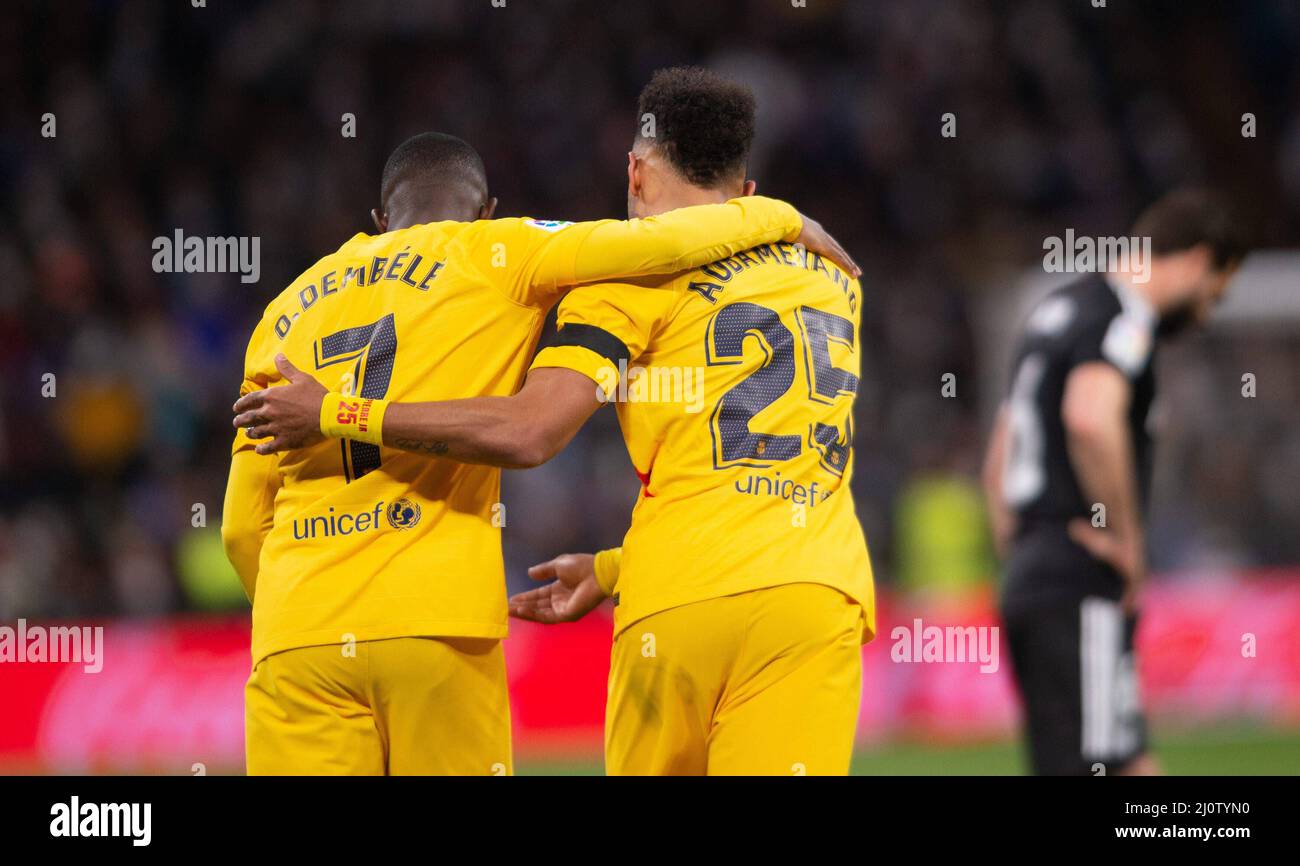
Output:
(386, 498), (422, 530)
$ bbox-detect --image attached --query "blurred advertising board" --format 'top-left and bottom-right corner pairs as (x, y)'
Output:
(2, 576), (1298, 771)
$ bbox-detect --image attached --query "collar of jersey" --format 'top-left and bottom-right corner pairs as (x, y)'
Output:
(1103, 272), (1156, 325)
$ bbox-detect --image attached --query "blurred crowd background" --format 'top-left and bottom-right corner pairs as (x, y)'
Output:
(3, 0), (1299, 620)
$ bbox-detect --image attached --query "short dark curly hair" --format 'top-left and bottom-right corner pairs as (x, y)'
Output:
(635, 67), (756, 188)
(380, 132), (487, 210)
(1132, 187), (1250, 270)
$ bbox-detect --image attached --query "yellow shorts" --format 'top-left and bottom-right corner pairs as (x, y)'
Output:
(605, 583), (863, 776)
(245, 636), (511, 775)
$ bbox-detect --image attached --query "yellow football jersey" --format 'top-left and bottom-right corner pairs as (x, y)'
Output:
(530, 240), (876, 640)
(224, 199), (805, 664)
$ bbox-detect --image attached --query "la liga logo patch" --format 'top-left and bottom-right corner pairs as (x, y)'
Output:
(523, 219), (573, 233)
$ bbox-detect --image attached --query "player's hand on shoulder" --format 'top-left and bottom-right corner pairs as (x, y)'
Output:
(233, 354), (328, 455)
(795, 213), (861, 279)
(508, 553), (606, 624)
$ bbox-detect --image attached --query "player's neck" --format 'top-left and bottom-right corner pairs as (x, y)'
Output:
(387, 206), (477, 231)
(385, 186), (484, 231)
(643, 183), (732, 216)
(1109, 268), (1162, 314)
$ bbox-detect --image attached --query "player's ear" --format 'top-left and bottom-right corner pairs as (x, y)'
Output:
(741, 179), (757, 198)
(371, 208), (388, 233)
(479, 197), (498, 220)
(1189, 243), (1213, 274)
(627, 151), (641, 197)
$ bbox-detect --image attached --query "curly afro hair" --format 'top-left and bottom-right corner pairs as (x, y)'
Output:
(635, 67), (756, 188)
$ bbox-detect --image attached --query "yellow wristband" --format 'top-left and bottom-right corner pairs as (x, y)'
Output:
(320, 391), (388, 446)
(593, 547), (622, 597)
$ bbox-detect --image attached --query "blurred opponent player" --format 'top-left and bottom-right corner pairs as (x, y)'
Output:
(234, 68), (875, 775)
(982, 189), (1248, 775)
(222, 131), (857, 774)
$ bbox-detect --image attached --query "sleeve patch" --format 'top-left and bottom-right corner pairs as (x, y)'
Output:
(523, 219), (574, 233)
(1101, 313), (1153, 377)
(1026, 296), (1076, 336)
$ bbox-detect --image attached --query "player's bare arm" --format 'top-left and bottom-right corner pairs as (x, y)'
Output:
(234, 354), (601, 466)
(1061, 361), (1146, 612)
(377, 366), (600, 468)
(981, 403), (1016, 559)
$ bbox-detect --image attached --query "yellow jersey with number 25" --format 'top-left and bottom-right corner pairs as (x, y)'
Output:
(531, 239), (875, 641)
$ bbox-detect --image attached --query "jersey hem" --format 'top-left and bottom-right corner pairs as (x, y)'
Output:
(611, 578), (875, 644)
(252, 620), (509, 667)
